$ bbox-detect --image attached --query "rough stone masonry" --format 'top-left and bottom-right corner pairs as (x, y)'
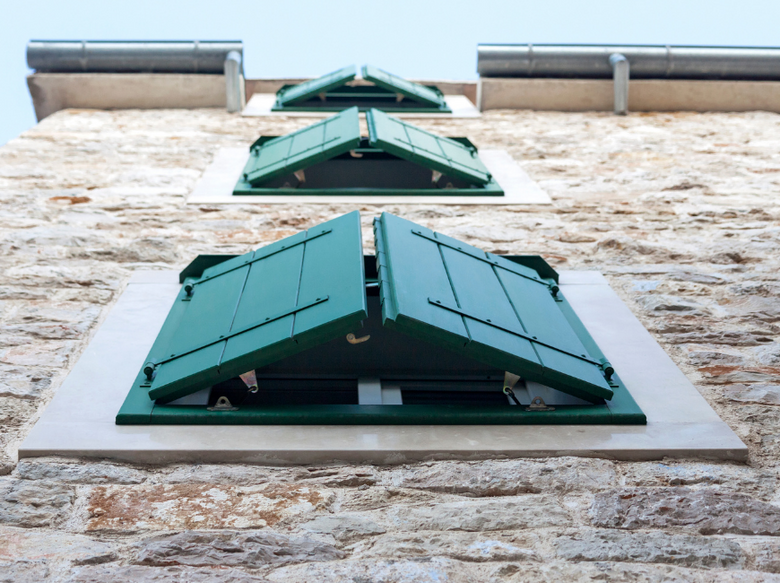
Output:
(0, 107), (779, 581)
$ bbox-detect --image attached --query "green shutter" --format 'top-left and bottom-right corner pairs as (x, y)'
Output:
(244, 108), (361, 186)
(374, 212), (614, 403)
(361, 65), (447, 108)
(277, 65), (357, 106)
(146, 211), (367, 403)
(366, 109), (492, 186)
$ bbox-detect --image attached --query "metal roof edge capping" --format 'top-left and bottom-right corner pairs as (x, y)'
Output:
(136, 210), (367, 404)
(27, 40), (243, 73)
(477, 44), (780, 80)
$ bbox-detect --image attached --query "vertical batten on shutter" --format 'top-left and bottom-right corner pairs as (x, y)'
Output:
(244, 107), (361, 186)
(147, 211), (367, 403)
(374, 212), (614, 403)
(361, 65), (447, 108)
(277, 65), (357, 106)
(366, 109), (492, 186)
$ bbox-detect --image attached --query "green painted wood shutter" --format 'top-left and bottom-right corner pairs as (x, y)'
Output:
(374, 212), (615, 403)
(366, 109), (492, 186)
(146, 211), (367, 402)
(277, 65), (357, 106)
(361, 65), (446, 108)
(243, 107), (361, 186)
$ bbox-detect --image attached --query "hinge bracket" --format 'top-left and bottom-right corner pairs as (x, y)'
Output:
(526, 396), (555, 412)
(207, 396), (239, 412)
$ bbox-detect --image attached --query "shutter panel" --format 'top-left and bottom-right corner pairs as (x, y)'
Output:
(244, 108), (361, 186)
(361, 65), (447, 108)
(374, 212), (614, 403)
(147, 211), (367, 403)
(277, 65), (357, 106)
(366, 109), (492, 186)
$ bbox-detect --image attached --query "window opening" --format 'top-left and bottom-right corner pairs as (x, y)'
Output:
(234, 108), (503, 197)
(117, 212), (645, 426)
(272, 64), (452, 113)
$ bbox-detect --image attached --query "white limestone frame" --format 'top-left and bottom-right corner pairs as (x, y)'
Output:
(242, 94), (481, 118)
(187, 148), (551, 205)
(19, 270), (746, 464)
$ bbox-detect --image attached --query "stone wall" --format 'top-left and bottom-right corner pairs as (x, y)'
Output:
(0, 107), (779, 581)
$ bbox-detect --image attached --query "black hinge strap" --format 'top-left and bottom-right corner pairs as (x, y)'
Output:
(428, 297), (603, 368)
(411, 230), (558, 295)
(150, 296), (329, 370)
(186, 229), (332, 293)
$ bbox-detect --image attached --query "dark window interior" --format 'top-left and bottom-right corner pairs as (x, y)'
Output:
(207, 257), (509, 408)
(250, 138), (476, 190)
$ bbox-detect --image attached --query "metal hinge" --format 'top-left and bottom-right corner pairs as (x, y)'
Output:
(526, 396), (555, 412)
(207, 396), (239, 412)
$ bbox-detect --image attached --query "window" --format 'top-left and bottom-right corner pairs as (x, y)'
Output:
(117, 211), (645, 426)
(272, 65), (452, 113)
(233, 108), (504, 197)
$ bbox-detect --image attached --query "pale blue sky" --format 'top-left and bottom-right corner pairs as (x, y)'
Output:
(2, 0), (779, 145)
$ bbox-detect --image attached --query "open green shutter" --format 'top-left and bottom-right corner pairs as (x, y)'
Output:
(374, 212), (614, 403)
(244, 108), (361, 186)
(277, 65), (357, 106)
(146, 211), (367, 403)
(366, 109), (492, 186)
(361, 65), (446, 108)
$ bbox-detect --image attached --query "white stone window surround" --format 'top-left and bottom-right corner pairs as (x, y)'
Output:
(187, 147), (552, 205)
(19, 270), (747, 464)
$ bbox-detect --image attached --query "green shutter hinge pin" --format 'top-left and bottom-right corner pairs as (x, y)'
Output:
(143, 362), (156, 381)
(184, 284), (194, 297)
(600, 360), (615, 381)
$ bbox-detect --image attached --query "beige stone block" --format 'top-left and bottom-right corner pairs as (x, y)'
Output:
(27, 73), (228, 121)
(478, 77), (780, 113)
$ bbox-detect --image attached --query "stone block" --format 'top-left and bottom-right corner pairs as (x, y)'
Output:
(0, 480), (74, 527)
(555, 529), (743, 568)
(591, 488), (780, 535)
(0, 525), (115, 564)
(352, 532), (538, 562)
(17, 459), (146, 484)
(86, 483), (333, 531)
(300, 514), (386, 542)
(382, 458), (616, 496)
(135, 530), (343, 568)
(385, 495), (571, 531)
(65, 565), (270, 583)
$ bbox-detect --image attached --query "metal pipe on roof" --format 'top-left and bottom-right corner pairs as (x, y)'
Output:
(224, 51), (245, 113)
(27, 40), (243, 74)
(477, 44), (780, 80)
(609, 54), (629, 115)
